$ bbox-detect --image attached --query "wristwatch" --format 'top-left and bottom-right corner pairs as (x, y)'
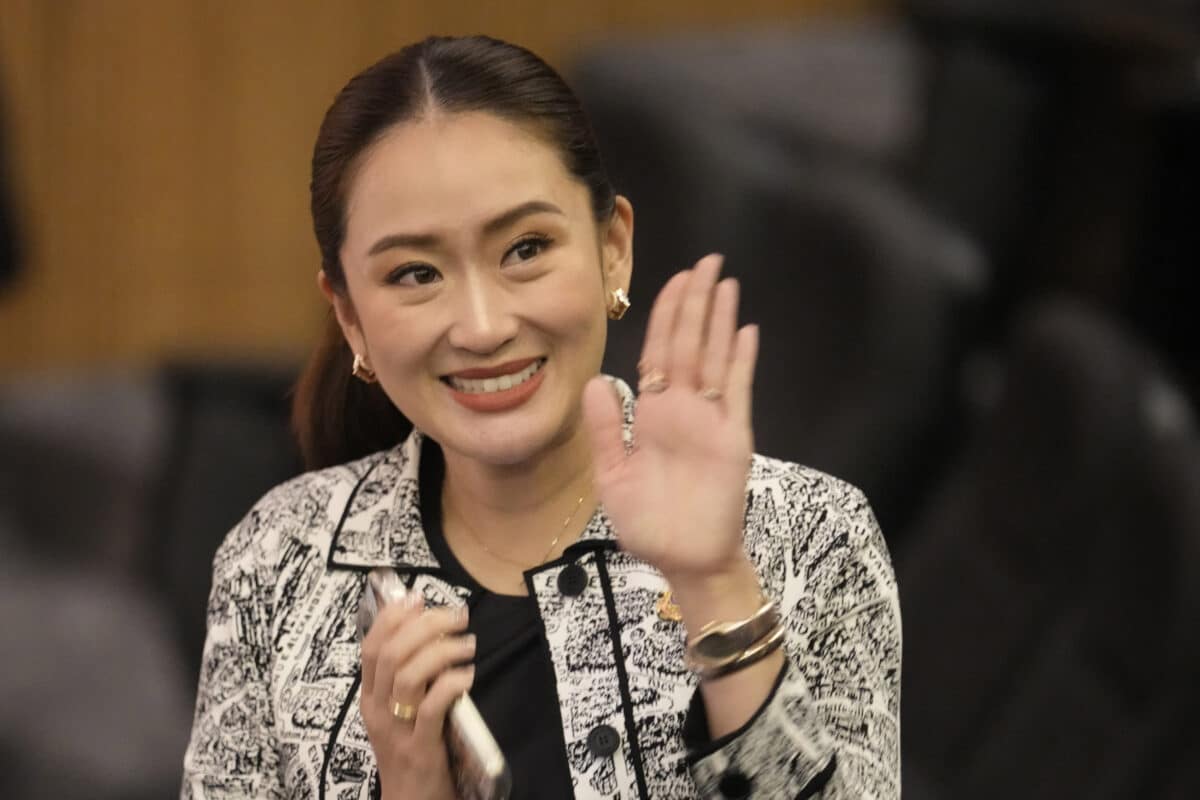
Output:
(685, 600), (782, 676)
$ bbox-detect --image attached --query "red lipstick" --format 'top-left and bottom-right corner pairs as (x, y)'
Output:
(443, 358), (546, 413)
(445, 358), (541, 380)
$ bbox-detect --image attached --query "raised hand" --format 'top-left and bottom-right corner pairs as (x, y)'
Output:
(582, 254), (759, 586)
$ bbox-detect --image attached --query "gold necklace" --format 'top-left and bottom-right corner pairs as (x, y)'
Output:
(450, 494), (588, 582)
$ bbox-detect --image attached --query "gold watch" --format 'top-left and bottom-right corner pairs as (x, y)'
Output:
(685, 600), (783, 677)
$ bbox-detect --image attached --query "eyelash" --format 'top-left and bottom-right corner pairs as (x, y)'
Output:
(386, 264), (440, 286)
(505, 233), (554, 264)
(384, 234), (554, 286)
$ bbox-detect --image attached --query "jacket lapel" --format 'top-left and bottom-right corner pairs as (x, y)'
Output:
(326, 430), (440, 572)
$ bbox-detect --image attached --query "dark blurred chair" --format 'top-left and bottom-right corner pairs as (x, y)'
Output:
(149, 361), (302, 677)
(898, 298), (1200, 799)
(0, 371), (170, 569)
(0, 372), (187, 799)
(0, 361), (302, 797)
(573, 27), (987, 538)
(0, 549), (194, 800)
(907, 0), (1200, 350)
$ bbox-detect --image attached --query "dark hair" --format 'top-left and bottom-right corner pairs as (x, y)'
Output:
(292, 35), (617, 470)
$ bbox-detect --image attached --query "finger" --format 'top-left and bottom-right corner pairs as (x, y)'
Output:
(726, 324), (759, 429)
(390, 633), (477, 704)
(699, 278), (739, 396)
(669, 254), (723, 388)
(371, 606), (469, 709)
(413, 665), (477, 740)
(361, 594), (423, 697)
(582, 377), (626, 480)
(638, 270), (690, 384)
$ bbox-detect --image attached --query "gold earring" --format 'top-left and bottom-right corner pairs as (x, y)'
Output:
(607, 288), (631, 320)
(351, 353), (377, 384)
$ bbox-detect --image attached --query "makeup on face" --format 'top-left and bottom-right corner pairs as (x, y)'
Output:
(335, 112), (623, 467)
(442, 357), (548, 413)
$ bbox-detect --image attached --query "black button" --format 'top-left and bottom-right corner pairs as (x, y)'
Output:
(586, 724), (620, 757)
(557, 563), (588, 596)
(718, 770), (753, 799)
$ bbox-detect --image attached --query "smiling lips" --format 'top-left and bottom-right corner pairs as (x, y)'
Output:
(443, 357), (547, 412)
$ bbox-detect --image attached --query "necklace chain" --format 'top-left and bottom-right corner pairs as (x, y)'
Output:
(451, 493), (588, 580)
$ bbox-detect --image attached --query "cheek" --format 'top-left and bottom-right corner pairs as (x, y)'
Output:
(534, 270), (607, 346)
(353, 298), (434, 368)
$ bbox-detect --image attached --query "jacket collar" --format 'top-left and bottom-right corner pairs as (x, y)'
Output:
(327, 376), (636, 572)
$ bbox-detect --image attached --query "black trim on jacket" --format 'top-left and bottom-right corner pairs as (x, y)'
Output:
(596, 551), (651, 800)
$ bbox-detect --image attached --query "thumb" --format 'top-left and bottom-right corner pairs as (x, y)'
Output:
(581, 376), (627, 480)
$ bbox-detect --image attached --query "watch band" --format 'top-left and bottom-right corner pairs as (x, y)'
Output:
(688, 622), (786, 681)
(686, 600), (781, 663)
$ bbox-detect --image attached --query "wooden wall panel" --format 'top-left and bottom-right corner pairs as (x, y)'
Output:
(0, 0), (886, 373)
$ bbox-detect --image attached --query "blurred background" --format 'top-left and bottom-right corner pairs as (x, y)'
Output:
(1, 0), (1198, 797)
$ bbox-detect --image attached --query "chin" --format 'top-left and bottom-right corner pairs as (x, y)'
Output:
(441, 420), (564, 468)
(449, 391), (585, 467)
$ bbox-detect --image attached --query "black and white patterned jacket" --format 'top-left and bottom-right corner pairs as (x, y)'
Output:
(182, 379), (901, 799)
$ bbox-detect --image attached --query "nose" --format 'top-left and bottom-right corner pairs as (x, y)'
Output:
(445, 272), (519, 355)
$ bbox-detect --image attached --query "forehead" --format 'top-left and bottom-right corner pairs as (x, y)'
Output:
(344, 111), (585, 243)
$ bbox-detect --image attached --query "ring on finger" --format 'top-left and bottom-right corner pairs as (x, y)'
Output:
(390, 700), (418, 724)
(700, 387), (723, 401)
(638, 368), (669, 394)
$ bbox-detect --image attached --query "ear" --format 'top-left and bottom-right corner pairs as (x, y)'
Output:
(601, 195), (634, 297)
(317, 270), (369, 361)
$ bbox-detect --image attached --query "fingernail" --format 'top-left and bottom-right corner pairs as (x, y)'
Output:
(455, 604), (469, 622)
(403, 593), (423, 610)
(463, 634), (477, 650)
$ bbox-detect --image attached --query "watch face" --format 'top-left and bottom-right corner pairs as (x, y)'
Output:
(692, 629), (741, 660)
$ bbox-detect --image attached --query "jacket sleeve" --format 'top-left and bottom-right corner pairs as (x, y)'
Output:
(684, 482), (902, 799)
(181, 509), (286, 799)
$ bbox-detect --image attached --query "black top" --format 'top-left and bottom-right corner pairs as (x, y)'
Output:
(419, 441), (575, 799)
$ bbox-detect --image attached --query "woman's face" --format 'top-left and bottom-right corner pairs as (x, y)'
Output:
(326, 111), (633, 468)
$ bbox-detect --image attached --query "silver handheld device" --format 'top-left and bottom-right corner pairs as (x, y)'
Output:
(356, 568), (512, 800)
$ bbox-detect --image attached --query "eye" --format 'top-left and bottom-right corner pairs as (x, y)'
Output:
(502, 234), (553, 266)
(387, 264), (442, 286)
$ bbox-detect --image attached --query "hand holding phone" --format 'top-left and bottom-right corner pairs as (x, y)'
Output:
(358, 568), (512, 800)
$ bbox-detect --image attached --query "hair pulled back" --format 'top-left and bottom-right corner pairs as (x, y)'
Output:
(292, 35), (616, 469)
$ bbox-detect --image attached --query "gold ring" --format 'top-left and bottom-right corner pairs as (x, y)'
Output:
(638, 368), (669, 394)
(390, 700), (417, 723)
(700, 387), (723, 401)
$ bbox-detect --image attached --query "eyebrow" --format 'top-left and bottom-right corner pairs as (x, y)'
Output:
(365, 200), (566, 257)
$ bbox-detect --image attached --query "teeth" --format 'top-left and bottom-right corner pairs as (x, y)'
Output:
(449, 360), (543, 394)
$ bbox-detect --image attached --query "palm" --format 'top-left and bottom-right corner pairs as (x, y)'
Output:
(584, 255), (759, 581)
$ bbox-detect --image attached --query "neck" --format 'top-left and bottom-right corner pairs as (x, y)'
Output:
(439, 424), (596, 557)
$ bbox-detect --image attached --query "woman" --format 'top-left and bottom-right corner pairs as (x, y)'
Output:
(182, 35), (900, 800)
